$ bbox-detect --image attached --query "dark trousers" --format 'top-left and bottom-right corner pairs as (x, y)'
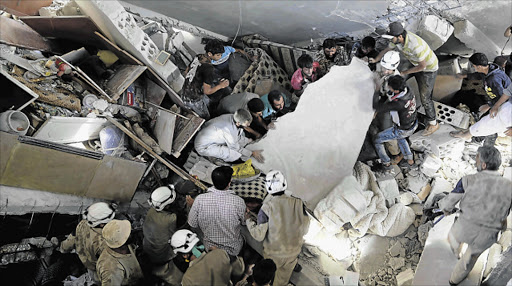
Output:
(406, 70), (438, 122)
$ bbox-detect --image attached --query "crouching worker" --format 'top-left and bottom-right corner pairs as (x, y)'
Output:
(373, 75), (418, 169)
(143, 186), (183, 285)
(246, 171), (310, 286)
(194, 109), (265, 164)
(97, 220), (143, 286)
(439, 146), (511, 285)
(59, 202), (116, 285)
(170, 229), (244, 285)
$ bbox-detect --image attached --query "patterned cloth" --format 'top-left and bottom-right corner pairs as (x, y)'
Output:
(232, 48), (292, 94)
(389, 31), (438, 72)
(231, 177), (268, 201)
(188, 187), (246, 256)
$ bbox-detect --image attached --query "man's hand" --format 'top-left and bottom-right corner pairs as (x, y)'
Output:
(252, 150), (265, 163)
(219, 79), (229, 89)
(186, 195), (194, 207)
(505, 127), (512, 137)
(478, 104), (491, 114)
(455, 73), (467, 79)
(267, 122), (276, 130)
(489, 104), (500, 118)
(244, 208), (253, 221)
(368, 58), (378, 64)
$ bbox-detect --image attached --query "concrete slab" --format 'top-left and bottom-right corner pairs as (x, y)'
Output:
(453, 20), (501, 60)
(420, 154), (443, 177)
(358, 235), (389, 278)
(409, 124), (465, 160)
(434, 101), (471, 129)
(377, 175), (400, 207)
(415, 15), (454, 51)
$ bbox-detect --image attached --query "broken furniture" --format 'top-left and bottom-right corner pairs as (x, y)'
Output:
(0, 69), (39, 111)
(0, 131), (146, 202)
(33, 116), (112, 144)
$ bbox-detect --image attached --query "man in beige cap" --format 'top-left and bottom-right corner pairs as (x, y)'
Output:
(97, 219), (143, 285)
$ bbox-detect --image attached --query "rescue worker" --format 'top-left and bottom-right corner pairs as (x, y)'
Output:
(143, 185), (183, 285)
(59, 202), (116, 285)
(97, 219), (143, 285)
(439, 146), (511, 285)
(245, 171), (310, 286)
(170, 229), (244, 285)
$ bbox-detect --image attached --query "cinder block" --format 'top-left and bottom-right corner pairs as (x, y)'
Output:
(434, 101), (470, 129)
(377, 175), (400, 207)
(396, 268), (414, 286)
(405, 172), (428, 194)
(424, 177), (453, 209)
(150, 31), (169, 51)
(453, 20), (501, 60)
(420, 154), (443, 177)
(409, 124), (465, 159)
(415, 15), (454, 51)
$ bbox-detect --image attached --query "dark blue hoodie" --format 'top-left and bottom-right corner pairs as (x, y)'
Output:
(485, 63), (511, 106)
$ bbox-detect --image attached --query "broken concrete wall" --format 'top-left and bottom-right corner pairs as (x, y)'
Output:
(414, 15), (454, 51)
(250, 59), (375, 208)
(75, 0), (185, 92)
(453, 20), (502, 60)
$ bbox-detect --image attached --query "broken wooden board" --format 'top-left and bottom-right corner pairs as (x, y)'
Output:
(105, 116), (207, 191)
(20, 16), (105, 48)
(94, 31), (186, 109)
(0, 0), (52, 16)
(152, 106), (177, 155)
(1, 69), (39, 111)
(0, 132), (145, 202)
(172, 113), (204, 158)
(105, 65), (147, 101)
(0, 16), (53, 52)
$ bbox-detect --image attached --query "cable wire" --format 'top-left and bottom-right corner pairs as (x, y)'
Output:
(231, 0), (243, 46)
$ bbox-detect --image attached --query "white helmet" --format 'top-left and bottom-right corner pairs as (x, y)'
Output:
(380, 51), (400, 70)
(148, 185), (177, 211)
(265, 170), (287, 194)
(84, 202), (116, 227)
(170, 229), (200, 254)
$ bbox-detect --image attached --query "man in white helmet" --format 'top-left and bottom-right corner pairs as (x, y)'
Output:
(59, 202), (116, 285)
(143, 185), (183, 285)
(371, 50), (403, 164)
(97, 219), (143, 285)
(170, 229), (244, 285)
(245, 170), (310, 286)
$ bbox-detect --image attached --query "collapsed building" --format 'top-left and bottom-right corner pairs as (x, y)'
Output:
(0, 0), (511, 285)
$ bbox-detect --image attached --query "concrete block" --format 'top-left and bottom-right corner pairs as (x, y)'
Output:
(377, 175), (400, 207)
(453, 20), (501, 60)
(150, 31), (169, 51)
(420, 154), (443, 177)
(424, 177), (453, 209)
(409, 124), (465, 159)
(75, 0), (184, 92)
(405, 172), (428, 194)
(483, 243), (502, 278)
(434, 101), (471, 129)
(415, 15), (454, 51)
(396, 268), (414, 286)
(389, 257), (405, 271)
(389, 241), (403, 257)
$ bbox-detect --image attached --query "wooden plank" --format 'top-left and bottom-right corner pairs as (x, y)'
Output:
(105, 116), (207, 191)
(94, 31), (187, 109)
(105, 65), (147, 101)
(172, 113), (204, 158)
(0, 16), (52, 51)
(0, 0), (52, 16)
(20, 16), (105, 48)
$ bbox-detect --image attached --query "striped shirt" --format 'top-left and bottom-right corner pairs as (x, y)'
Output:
(188, 187), (246, 256)
(389, 31), (438, 72)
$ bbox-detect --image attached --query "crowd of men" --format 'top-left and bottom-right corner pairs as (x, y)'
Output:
(57, 21), (512, 285)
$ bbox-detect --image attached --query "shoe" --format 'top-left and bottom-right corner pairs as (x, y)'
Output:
(391, 153), (404, 165)
(449, 280), (457, 286)
(293, 263), (302, 272)
(449, 130), (471, 141)
(422, 122), (440, 136)
(399, 159), (418, 169)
